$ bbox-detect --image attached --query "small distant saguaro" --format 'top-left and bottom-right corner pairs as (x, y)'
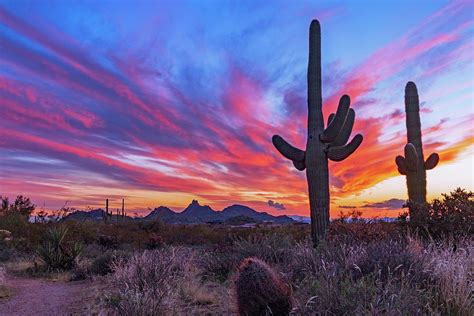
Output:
(272, 20), (363, 245)
(395, 82), (439, 205)
(105, 198), (109, 223)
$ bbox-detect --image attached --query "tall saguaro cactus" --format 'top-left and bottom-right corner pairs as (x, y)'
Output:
(395, 82), (439, 204)
(272, 20), (363, 244)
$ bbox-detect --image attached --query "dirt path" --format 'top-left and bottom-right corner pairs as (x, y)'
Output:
(0, 274), (98, 315)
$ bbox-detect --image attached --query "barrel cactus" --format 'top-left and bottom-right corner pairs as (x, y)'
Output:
(272, 20), (363, 244)
(234, 257), (293, 316)
(395, 82), (439, 204)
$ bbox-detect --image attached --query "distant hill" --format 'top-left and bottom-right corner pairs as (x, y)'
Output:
(66, 200), (295, 224)
(63, 208), (133, 222)
(63, 209), (106, 221)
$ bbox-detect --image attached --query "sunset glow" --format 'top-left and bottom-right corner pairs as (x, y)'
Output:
(0, 0), (473, 217)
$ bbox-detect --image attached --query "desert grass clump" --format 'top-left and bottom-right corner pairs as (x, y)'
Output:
(198, 233), (294, 283)
(287, 238), (437, 315)
(198, 245), (242, 282)
(232, 233), (293, 264)
(286, 235), (474, 315)
(104, 247), (193, 315)
(426, 237), (473, 315)
(234, 257), (293, 316)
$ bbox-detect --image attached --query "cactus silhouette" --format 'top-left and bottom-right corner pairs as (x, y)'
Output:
(234, 257), (293, 316)
(272, 20), (363, 244)
(396, 82), (439, 204)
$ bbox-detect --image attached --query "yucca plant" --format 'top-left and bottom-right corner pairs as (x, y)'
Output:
(36, 227), (83, 271)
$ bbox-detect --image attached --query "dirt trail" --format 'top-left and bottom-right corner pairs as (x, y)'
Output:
(0, 274), (97, 315)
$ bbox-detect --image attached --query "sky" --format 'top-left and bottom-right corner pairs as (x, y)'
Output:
(0, 0), (473, 218)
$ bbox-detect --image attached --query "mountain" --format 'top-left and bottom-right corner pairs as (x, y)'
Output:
(144, 206), (180, 223)
(64, 200), (296, 225)
(180, 200), (218, 223)
(220, 205), (294, 224)
(144, 201), (295, 224)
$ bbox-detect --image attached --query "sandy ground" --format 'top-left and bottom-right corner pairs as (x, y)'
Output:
(0, 274), (98, 316)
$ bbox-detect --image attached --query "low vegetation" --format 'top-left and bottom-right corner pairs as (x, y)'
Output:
(0, 189), (472, 315)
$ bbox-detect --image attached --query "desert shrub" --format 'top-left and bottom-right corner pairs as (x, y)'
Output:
(36, 227), (83, 271)
(96, 234), (121, 249)
(90, 253), (116, 276)
(234, 257), (293, 316)
(137, 220), (165, 233)
(0, 195), (35, 219)
(90, 250), (130, 276)
(103, 247), (193, 315)
(0, 267), (5, 286)
(144, 234), (164, 250)
(61, 221), (100, 245)
(406, 188), (473, 238)
(0, 229), (11, 240)
(0, 241), (16, 262)
(0, 214), (29, 238)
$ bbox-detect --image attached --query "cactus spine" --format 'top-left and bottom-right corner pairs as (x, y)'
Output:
(234, 257), (293, 316)
(272, 20), (363, 244)
(395, 82), (439, 204)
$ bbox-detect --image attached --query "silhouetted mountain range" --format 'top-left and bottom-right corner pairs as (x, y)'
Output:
(144, 200), (295, 224)
(64, 200), (296, 224)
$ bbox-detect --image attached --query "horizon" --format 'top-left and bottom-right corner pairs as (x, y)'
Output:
(1, 0), (473, 218)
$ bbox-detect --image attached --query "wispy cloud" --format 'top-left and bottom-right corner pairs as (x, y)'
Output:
(267, 200), (286, 210)
(0, 1), (472, 215)
(362, 199), (405, 210)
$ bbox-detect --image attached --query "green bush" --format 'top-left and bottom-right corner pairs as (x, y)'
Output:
(406, 188), (473, 238)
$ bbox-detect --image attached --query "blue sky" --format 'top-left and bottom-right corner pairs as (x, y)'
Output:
(0, 0), (472, 216)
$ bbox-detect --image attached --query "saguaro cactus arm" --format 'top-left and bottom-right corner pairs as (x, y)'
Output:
(328, 134), (363, 162)
(404, 143), (418, 169)
(424, 153), (439, 170)
(395, 156), (408, 175)
(333, 109), (355, 146)
(272, 135), (305, 163)
(320, 95), (351, 142)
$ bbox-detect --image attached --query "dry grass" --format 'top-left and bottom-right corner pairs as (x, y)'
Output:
(98, 233), (473, 315)
(0, 266), (11, 299)
(425, 237), (473, 315)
